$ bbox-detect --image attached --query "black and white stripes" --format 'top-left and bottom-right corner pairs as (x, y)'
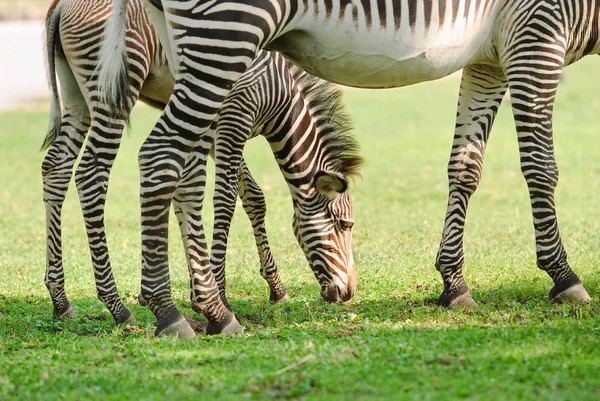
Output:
(44, 0), (362, 337)
(98, 0), (596, 337)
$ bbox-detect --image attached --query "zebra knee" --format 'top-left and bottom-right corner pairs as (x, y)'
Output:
(41, 144), (77, 204)
(521, 159), (559, 191)
(448, 163), (483, 198)
(138, 145), (182, 191)
(240, 184), (267, 223)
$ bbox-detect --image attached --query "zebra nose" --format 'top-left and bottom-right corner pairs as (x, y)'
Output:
(321, 285), (342, 303)
(321, 265), (356, 303)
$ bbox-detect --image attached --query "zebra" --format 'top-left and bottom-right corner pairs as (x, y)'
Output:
(99, 0), (595, 337)
(43, 0), (361, 337)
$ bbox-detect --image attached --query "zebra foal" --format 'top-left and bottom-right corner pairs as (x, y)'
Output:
(99, 0), (595, 338)
(43, 0), (360, 337)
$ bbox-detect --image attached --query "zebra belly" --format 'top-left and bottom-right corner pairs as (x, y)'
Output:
(269, 27), (489, 88)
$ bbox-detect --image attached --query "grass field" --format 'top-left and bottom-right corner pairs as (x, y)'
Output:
(1, 58), (599, 400)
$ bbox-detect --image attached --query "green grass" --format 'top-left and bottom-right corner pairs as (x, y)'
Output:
(1, 58), (600, 400)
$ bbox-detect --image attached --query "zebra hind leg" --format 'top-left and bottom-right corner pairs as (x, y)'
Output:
(74, 112), (135, 325)
(42, 52), (93, 319)
(42, 106), (89, 319)
(172, 143), (211, 337)
(237, 160), (289, 303)
(506, 54), (590, 304)
(435, 64), (508, 308)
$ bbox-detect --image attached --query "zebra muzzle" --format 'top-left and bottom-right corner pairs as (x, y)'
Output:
(321, 263), (357, 303)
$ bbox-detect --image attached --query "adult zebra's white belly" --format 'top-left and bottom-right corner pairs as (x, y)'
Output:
(269, 22), (492, 88)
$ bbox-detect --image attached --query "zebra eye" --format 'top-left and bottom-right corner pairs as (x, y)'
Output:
(338, 220), (354, 231)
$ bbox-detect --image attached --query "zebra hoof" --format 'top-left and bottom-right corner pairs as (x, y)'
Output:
(438, 290), (478, 309)
(54, 305), (76, 319)
(206, 314), (243, 336)
(270, 290), (291, 304)
(155, 308), (196, 340)
(551, 283), (591, 304)
(137, 294), (148, 307)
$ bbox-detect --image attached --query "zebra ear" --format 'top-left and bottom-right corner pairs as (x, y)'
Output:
(314, 171), (348, 199)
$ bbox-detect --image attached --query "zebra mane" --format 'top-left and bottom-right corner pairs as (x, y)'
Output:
(286, 63), (364, 178)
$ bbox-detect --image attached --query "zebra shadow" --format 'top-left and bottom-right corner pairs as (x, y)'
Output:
(1, 272), (596, 340)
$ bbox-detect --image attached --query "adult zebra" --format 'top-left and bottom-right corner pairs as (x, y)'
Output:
(44, 0), (361, 337)
(100, 0), (594, 336)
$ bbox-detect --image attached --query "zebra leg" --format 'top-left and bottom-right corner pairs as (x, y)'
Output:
(128, 1), (263, 336)
(74, 113), (135, 324)
(237, 160), (289, 303)
(137, 131), (195, 339)
(42, 111), (89, 320)
(42, 55), (91, 320)
(436, 64), (508, 308)
(138, 125), (241, 338)
(210, 134), (247, 310)
(506, 55), (590, 304)
(172, 141), (212, 318)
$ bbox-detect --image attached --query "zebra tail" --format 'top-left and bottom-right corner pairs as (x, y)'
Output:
(97, 0), (131, 121)
(41, 1), (62, 151)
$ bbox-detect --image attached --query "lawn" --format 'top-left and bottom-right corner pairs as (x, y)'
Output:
(0, 58), (599, 400)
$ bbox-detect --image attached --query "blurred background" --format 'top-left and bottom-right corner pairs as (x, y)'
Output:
(0, 0), (50, 111)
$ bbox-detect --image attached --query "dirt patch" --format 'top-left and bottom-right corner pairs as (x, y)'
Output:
(183, 314), (207, 335)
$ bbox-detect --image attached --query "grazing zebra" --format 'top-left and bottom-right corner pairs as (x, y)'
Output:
(100, 0), (595, 336)
(43, 0), (360, 337)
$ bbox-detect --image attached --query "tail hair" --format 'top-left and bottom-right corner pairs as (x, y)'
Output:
(42, 1), (62, 151)
(97, 0), (131, 121)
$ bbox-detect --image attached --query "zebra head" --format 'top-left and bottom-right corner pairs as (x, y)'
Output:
(293, 171), (356, 303)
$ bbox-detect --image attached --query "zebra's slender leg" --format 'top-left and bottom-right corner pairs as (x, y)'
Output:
(210, 113), (288, 307)
(506, 54), (590, 303)
(436, 64), (508, 308)
(43, 134), (85, 319)
(237, 160), (289, 303)
(137, 129), (194, 338)
(73, 112), (135, 324)
(210, 128), (248, 310)
(42, 58), (90, 319)
(137, 144), (211, 312)
(169, 140), (214, 339)
(138, 121), (242, 337)
(212, 139), (290, 307)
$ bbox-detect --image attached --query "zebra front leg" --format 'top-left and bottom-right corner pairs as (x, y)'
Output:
(172, 140), (218, 316)
(506, 57), (590, 304)
(436, 65), (508, 308)
(74, 115), (135, 324)
(42, 106), (89, 319)
(138, 122), (241, 338)
(210, 142), (245, 310)
(237, 160), (289, 303)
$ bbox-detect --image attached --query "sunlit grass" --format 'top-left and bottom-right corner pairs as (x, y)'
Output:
(0, 58), (599, 400)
